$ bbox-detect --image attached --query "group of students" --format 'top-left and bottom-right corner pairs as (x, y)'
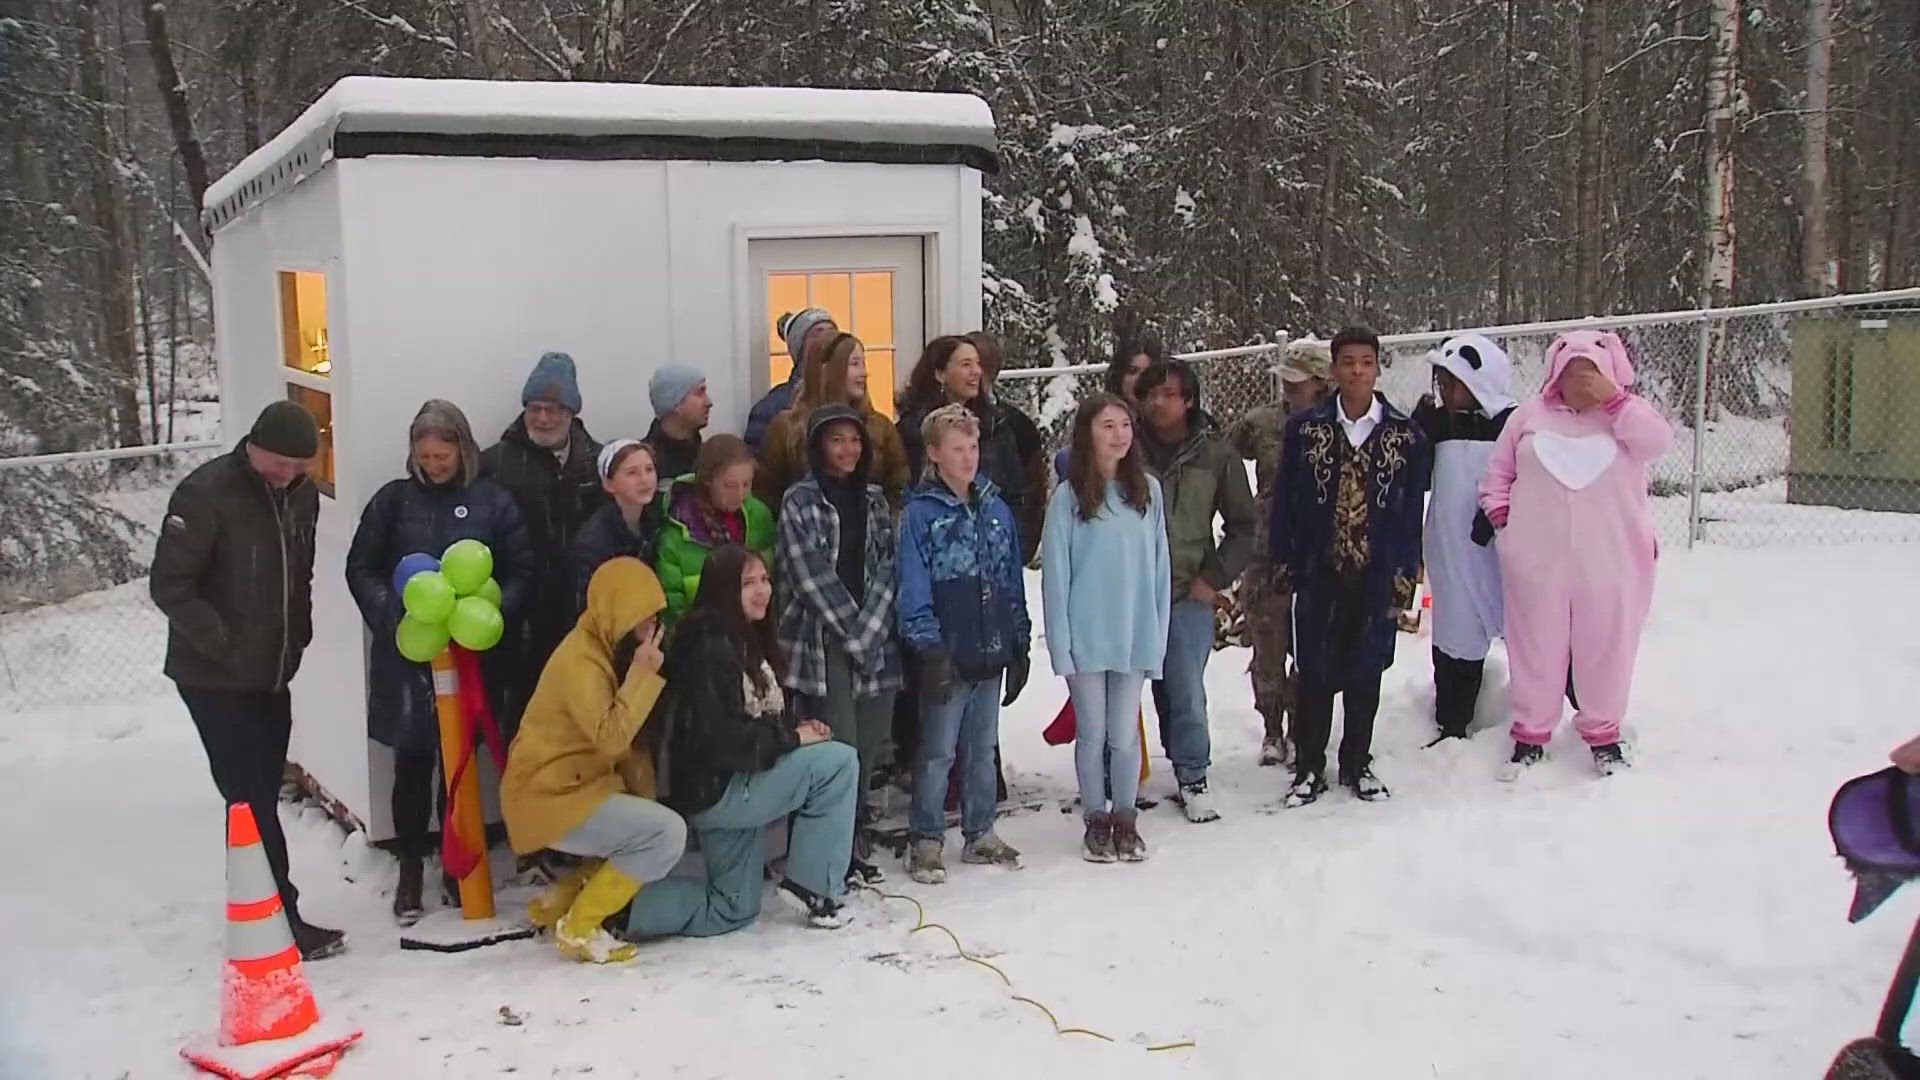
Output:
(150, 309), (1671, 964)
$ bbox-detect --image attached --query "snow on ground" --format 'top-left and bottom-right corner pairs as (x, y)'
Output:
(5, 542), (1920, 1079)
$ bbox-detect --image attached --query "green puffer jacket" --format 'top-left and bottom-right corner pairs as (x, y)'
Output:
(653, 478), (776, 622)
(1146, 418), (1259, 598)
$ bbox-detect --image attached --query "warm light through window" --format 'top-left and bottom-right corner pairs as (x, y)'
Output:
(768, 270), (898, 417)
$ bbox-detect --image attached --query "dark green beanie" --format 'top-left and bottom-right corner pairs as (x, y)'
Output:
(250, 400), (320, 459)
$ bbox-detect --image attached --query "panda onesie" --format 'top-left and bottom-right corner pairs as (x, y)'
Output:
(1412, 334), (1515, 741)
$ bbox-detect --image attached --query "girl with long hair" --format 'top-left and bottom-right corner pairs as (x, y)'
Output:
(623, 545), (862, 935)
(758, 332), (910, 508)
(570, 439), (665, 616)
(1041, 393), (1170, 862)
(654, 435), (774, 623)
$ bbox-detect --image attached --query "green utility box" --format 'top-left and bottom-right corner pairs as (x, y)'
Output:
(1788, 305), (1920, 512)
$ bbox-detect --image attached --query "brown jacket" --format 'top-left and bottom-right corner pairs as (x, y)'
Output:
(500, 557), (669, 854)
(755, 344), (909, 509)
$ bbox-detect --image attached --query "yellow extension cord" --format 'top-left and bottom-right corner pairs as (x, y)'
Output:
(857, 885), (1197, 1054)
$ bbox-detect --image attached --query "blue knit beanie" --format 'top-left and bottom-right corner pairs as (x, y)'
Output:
(522, 351), (582, 414)
(649, 364), (706, 418)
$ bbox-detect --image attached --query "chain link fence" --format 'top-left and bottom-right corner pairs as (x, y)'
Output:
(0, 442), (222, 711)
(998, 289), (1920, 550)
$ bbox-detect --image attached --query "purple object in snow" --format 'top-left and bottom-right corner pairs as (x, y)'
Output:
(1830, 767), (1920, 922)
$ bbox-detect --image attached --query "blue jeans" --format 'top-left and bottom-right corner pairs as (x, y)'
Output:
(1068, 671), (1145, 816)
(622, 742), (857, 939)
(911, 674), (1003, 841)
(1161, 597), (1216, 786)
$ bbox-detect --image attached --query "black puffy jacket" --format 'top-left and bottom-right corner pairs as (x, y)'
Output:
(570, 497), (664, 618)
(150, 442), (318, 691)
(344, 475), (532, 751)
(658, 613), (799, 816)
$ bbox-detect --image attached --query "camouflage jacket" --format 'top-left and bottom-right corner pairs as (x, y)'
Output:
(1226, 403), (1288, 565)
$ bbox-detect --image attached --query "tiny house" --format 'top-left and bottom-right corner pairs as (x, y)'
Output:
(204, 76), (996, 837)
(1788, 303), (1920, 513)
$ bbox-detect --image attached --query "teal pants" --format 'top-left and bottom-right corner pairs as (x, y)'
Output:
(623, 741), (857, 939)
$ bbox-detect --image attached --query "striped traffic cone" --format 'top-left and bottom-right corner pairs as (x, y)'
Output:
(181, 804), (361, 1079)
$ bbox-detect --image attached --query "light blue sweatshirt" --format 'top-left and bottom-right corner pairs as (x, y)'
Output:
(1041, 475), (1172, 678)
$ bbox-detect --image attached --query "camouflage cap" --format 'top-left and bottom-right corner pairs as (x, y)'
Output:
(1277, 339), (1332, 382)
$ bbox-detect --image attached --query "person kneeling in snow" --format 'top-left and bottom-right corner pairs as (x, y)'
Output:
(1413, 335), (1518, 744)
(500, 558), (687, 963)
(898, 404), (1032, 884)
(1479, 330), (1673, 778)
(625, 545), (861, 934)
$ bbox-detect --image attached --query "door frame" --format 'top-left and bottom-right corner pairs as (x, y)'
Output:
(733, 223), (949, 399)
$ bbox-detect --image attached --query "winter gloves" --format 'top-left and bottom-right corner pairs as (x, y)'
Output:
(919, 649), (956, 706)
(1471, 507), (1497, 547)
(1001, 653), (1030, 708)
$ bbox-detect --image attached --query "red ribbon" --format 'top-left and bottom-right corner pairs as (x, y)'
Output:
(440, 646), (508, 881)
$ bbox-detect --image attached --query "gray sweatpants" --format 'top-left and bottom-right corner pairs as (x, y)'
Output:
(549, 793), (688, 885)
(811, 649), (894, 790)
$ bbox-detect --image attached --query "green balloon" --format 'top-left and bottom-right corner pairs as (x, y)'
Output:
(441, 539), (494, 597)
(402, 571), (457, 624)
(476, 577), (503, 609)
(396, 614), (451, 663)
(448, 596), (504, 652)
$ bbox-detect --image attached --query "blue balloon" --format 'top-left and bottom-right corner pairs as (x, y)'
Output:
(391, 552), (441, 597)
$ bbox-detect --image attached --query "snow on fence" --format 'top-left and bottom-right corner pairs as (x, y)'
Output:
(4, 290), (1918, 711)
(997, 287), (1920, 551)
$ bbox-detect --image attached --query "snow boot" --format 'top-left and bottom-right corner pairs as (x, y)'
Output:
(777, 879), (853, 929)
(555, 863), (640, 963)
(1111, 810), (1149, 862)
(908, 839), (947, 885)
(288, 915), (346, 962)
(529, 859), (601, 931)
(1431, 647), (1483, 741)
(1499, 741), (1546, 782)
(1082, 813), (1116, 863)
(1592, 742), (1630, 776)
(846, 858), (885, 888)
(962, 832), (1023, 869)
(1345, 766), (1391, 802)
(1284, 770), (1328, 809)
(1259, 735), (1293, 768)
(393, 855), (425, 927)
(1174, 780), (1221, 824)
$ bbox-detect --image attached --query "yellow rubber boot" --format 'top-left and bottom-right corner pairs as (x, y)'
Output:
(528, 860), (601, 931)
(555, 863), (642, 963)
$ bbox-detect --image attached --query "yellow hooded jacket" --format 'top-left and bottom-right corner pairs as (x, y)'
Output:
(500, 557), (669, 855)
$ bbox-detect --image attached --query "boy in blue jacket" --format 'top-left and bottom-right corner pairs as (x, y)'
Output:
(897, 404), (1032, 884)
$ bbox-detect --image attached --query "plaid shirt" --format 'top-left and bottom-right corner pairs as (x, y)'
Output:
(774, 477), (904, 699)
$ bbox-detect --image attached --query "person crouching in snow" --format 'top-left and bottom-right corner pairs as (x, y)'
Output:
(1274, 327), (1430, 807)
(1480, 329), (1672, 778)
(899, 404), (1032, 884)
(775, 405), (904, 888)
(626, 545), (862, 934)
(1412, 334), (1518, 744)
(1043, 393), (1171, 862)
(500, 557), (687, 963)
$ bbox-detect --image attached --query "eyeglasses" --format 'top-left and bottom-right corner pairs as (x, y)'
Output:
(525, 402), (572, 420)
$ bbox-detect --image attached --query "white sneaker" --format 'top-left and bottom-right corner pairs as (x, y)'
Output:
(1176, 781), (1221, 823)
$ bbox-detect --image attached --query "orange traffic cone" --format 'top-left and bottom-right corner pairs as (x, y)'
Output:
(181, 804), (362, 1080)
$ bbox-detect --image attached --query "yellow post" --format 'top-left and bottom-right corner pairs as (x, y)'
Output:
(430, 650), (494, 919)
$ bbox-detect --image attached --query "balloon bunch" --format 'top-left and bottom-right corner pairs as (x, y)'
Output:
(391, 539), (505, 662)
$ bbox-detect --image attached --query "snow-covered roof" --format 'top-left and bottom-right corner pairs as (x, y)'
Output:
(205, 77), (998, 229)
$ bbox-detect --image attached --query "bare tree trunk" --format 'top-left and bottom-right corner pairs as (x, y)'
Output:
(1703, 0), (1739, 309)
(1496, 0), (1517, 324)
(1883, 69), (1916, 288)
(144, 1), (212, 233)
(74, 0), (143, 448)
(1801, 0), (1833, 295)
(465, 0), (500, 77)
(1573, 0), (1606, 314)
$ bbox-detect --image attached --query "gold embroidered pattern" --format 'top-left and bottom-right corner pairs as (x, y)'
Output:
(1332, 442), (1371, 574)
(1302, 422), (1337, 505)
(1373, 426), (1414, 509)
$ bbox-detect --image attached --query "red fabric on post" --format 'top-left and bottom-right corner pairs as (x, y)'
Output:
(440, 646), (508, 880)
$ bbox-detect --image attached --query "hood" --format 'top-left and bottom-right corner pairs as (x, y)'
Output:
(406, 399), (482, 486)
(805, 403), (873, 485)
(1429, 334), (1516, 418)
(1542, 330), (1635, 407)
(579, 557), (667, 653)
(910, 472), (1001, 510)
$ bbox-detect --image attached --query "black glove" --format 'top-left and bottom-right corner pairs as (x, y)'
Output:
(1471, 508), (1496, 547)
(1001, 653), (1030, 708)
(919, 649), (955, 706)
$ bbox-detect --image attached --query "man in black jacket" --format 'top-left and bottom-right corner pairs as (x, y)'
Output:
(481, 352), (605, 730)
(150, 402), (345, 960)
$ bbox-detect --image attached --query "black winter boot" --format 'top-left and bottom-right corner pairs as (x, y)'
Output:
(393, 855), (425, 926)
(1431, 647), (1484, 740)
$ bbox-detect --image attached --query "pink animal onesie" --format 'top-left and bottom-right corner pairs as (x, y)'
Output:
(1479, 330), (1674, 747)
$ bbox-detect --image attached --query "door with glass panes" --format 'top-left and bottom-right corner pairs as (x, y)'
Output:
(749, 236), (925, 419)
